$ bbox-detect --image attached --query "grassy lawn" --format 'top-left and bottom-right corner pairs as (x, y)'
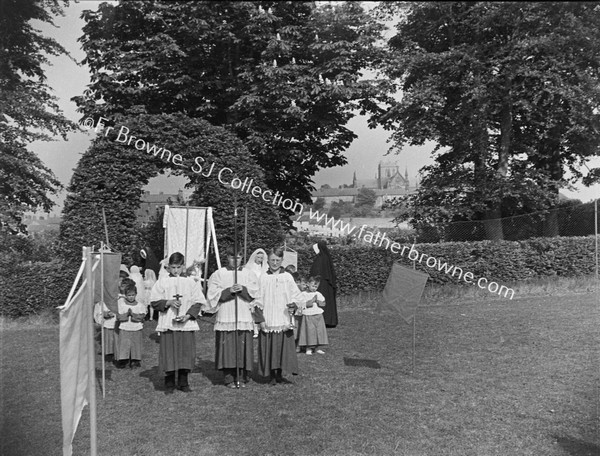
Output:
(1, 292), (598, 456)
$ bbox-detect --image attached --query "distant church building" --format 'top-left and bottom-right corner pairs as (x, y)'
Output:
(311, 160), (417, 209)
(353, 161), (412, 191)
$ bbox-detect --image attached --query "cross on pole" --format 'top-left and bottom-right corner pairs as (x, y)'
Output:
(173, 292), (182, 317)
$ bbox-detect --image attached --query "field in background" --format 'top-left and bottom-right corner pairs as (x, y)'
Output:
(1, 292), (598, 456)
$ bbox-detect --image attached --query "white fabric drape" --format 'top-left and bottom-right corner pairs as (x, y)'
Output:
(163, 206), (206, 268)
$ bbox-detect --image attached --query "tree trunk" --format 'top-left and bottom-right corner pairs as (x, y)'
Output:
(483, 93), (512, 241)
(542, 151), (562, 237)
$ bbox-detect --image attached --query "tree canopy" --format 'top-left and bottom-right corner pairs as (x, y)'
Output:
(73, 0), (393, 207)
(0, 0), (77, 234)
(378, 1), (600, 240)
(59, 114), (284, 263)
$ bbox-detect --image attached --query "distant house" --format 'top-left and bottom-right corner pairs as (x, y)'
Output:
(293, 213), (344, 237)
(23, 214), (61, 233)
(312, 160), (418, 209)
(292, 213), (408, 238)
(136, 189), (193, 226)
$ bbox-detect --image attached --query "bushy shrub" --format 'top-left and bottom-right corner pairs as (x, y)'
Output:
(1, 260), (79, 318)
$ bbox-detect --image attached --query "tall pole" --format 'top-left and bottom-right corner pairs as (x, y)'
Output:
(84, 247), (98, 456)
(100, 245), (106, 398)
(244, 205), (248, 264)
(412, 315), (416, 374)
(102, 208), (109, 248)
(233, 199), (240, 389)
(412, 237), (416, 374)
(595, 198), (598, 282)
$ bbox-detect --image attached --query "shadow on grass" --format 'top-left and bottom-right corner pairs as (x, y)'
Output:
(139, 366), (164, 391)
(95, 367), (113, 383)
(193, 357), (223, 385)
(343, 357), (382, 369)
(554, 435), (600, 456)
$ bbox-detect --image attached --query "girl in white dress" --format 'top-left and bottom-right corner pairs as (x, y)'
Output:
(244, 248), (268, 337)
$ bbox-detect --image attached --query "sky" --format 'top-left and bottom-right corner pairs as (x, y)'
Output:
(30, 1), (600, 216)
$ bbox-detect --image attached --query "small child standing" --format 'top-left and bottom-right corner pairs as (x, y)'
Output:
(115, 283), (147, 368)
(297, 275), (329, 355)
(291, 273), (307, 352)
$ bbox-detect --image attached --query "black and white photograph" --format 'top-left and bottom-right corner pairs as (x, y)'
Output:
(1, 1), (599, 455)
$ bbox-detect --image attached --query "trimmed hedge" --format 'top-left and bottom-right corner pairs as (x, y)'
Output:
(0, 260), (80, 319)
(294, 235), (597, 294)
(1, 235), (596, 317)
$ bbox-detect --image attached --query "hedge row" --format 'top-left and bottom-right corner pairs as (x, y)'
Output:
(294, 235), (597, 294)
(0, 260), (80, 319)
(1, 236), (596, 317)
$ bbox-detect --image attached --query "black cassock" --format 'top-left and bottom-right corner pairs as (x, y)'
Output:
(309, 240), (338, 328)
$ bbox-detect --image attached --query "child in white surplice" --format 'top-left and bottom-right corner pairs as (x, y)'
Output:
(150, 252), (206, 393)
(205, 245), (262, 388)
(115, 283), (146, 368)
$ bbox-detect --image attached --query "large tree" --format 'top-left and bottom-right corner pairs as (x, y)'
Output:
(0, 0), (77, 234)
(59, 114), (284, 263)
(73, 0), (392, 207)
(378, 2), (600, 240)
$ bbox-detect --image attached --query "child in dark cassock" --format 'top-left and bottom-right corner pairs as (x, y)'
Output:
(205, 245), (263, 388)
(150, 252), (206, 393)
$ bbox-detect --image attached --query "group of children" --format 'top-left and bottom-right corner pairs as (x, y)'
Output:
(93, 247), (330, 392)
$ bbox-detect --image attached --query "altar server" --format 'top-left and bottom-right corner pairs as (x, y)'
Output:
(206, 245), (261, 388)
(257, 247), (303, 385)
(151, 252), (206, 393)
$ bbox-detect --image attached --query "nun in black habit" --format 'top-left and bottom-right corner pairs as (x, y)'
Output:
(140, 246), (161, 278)
(309, 240), (338, 328)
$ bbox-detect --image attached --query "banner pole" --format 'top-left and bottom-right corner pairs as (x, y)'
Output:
(210, 209), (221, 269)
(100, 244), (106, 399)
(234, 199), (240, 389)
(595, 198), (598, 283)
(184, 207), (189, 268)
(244, 205), (248, 264)
(63, 261), (86, 309)
(85, 247), (98, 456)
(102, 208), (109, 248)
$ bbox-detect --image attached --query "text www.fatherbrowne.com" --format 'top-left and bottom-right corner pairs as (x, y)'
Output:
(305, 208), (515, 300)
(81, 116), (515, 300)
